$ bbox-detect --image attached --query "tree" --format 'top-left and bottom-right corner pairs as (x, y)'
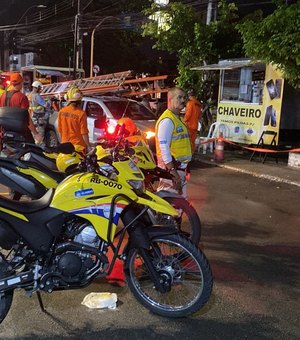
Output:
(237, 2), (300, 87)
(142, 1), (243, 102)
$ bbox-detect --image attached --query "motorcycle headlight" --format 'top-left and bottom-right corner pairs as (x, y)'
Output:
(127, 179), (145, 193)
(22, 152), (32, 161)
(145, 131), (156, 140)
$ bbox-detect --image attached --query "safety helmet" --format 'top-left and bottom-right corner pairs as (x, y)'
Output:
(67, 86), (83, 102)
(117, 117), (138, 136)
(32, 80), (43, 89)
(10, 73), (23, 86)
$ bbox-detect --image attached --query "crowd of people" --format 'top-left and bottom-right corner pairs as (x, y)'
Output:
(0, 72), (203, 199)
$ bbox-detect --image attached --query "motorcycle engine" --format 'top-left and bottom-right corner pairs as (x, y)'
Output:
(58, 224), (101, 277)
(42, 222), (107, 289)
(73, 224), (100, 248)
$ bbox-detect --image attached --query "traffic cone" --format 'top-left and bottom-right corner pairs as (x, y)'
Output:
(214, 132), (224, 162)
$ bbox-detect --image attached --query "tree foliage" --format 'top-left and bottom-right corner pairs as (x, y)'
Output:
(237, 2), (300, 87)
(142, 1), (243, 101)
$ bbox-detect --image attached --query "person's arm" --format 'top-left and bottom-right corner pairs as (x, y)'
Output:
(80, 112), (90, 148)
(157, 118), (173, 165)
(157, 118), (181, 191)
(82, 134), (90, 149)
(184, 101), (192, 123)
(28, 116), (43, 143)
(36, 95), (50, 109)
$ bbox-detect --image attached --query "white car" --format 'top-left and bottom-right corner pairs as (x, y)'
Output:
(45, 95), (157, 147)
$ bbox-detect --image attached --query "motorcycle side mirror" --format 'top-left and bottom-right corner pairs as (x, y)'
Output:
(119, 123), (126, 136)
(124, 140), (135, 156)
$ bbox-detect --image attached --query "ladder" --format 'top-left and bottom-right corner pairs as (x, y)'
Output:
(40, 70), (133, 97)
(40, 70), (169, 98)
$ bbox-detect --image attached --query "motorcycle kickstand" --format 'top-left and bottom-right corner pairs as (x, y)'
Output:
(36, 291), (46, 312)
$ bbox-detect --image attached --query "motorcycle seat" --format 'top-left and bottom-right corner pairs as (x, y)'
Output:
(0, 189), (54, 214)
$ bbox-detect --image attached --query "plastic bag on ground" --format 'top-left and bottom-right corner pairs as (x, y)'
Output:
(81, 292), (117, 309)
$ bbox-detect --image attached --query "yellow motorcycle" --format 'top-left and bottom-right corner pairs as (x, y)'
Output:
(0, 147), (213, 321)
(1, 122), (201, 244)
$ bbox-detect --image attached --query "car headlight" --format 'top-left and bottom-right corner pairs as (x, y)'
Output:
(127, 179), (145, 192)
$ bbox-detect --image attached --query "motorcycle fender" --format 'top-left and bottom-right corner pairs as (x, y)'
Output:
(137, 191), (177, 216)
(146, 225), (178, 239)
(124, 225), (178, 268)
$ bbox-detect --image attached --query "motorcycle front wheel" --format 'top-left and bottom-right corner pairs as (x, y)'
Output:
(124, 234), (213, 318)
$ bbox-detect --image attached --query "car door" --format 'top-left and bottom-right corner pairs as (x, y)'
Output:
(83, 99), (107, 143)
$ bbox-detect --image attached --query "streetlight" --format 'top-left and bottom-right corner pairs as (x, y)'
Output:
(154, 0), (169, 5)
(6, 4), (47, 70)
(89, 16), (120, 77)
(13, 5), (47, 28)
(151, 0), (171, 32)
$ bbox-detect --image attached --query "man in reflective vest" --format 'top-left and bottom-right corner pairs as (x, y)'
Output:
(155, 87), (192, 198)
(29, 81), (49, 143)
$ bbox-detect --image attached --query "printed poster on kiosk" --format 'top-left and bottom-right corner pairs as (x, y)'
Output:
(216, 64), (284, 145)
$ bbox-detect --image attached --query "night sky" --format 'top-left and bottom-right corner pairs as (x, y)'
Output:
(0, 0), (283, 73)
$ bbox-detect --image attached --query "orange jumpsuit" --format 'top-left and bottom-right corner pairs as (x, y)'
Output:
(184, 96), (202, 153)
(58, 104), (89, 148)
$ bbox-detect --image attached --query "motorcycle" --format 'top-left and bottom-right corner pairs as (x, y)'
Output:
(0, 147), (213, 321)
(0, 107), (201, 244)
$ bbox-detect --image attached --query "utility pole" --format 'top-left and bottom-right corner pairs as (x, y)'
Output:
(73, 0), (82, 79)
(206, 0), (213, 25)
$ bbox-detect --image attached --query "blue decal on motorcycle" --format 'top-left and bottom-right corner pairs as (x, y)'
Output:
(176, 126), (184, 133)
(70, 203), (125, 225)
(75, 188), (94, 197)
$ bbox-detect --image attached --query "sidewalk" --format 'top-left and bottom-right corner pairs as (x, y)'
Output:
(194, 148), (300, 187)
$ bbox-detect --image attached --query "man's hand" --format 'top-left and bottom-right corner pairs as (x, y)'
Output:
(170, 169), (182, 195)
(35, 133), (43, 144)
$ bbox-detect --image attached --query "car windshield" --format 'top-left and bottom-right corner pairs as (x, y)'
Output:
(103, 100), (156, 120)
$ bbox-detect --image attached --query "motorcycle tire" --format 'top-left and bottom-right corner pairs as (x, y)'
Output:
(164, 197), (201, 245)
(124, 234), (213, 318)
(0, 257), (14, 323)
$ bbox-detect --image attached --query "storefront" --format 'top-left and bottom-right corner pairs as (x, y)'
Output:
(192, 59), (300, 146)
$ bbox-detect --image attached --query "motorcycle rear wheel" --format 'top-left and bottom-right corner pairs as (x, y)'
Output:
(124, 234), (212, 318)
(164, 197), (201, 245)
(0, 257), (14, 323)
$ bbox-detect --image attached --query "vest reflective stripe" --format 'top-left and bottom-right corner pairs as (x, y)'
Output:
(156, 109), (192, 163)
(172, 133), (190, 141)
(30, 93), (44, 113)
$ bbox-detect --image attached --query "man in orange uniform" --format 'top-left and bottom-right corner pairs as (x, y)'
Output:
(58, 87), (90, 152)
(184, 90), (202, 154)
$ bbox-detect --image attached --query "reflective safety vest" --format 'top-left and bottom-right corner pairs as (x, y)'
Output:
(156, 109), (192, 163)
(29, 92), (44, 114)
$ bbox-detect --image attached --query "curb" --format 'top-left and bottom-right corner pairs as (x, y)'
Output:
(196, 157), (300, 188)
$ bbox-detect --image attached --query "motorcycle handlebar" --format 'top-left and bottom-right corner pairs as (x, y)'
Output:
(9, 141), (75, 156)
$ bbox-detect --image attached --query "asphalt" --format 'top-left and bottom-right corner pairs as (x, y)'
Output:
(193, 146), (300, 187)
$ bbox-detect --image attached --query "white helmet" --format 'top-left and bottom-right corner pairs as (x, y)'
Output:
(32, 81), (43, 88)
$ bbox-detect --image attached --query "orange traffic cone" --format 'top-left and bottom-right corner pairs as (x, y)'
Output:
(214, 132), (224, 162)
